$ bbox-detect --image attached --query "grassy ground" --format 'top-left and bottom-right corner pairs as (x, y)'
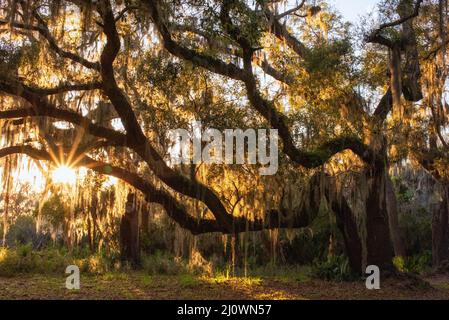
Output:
(1, 247), (449, 299)
(2, 272), (449, 300)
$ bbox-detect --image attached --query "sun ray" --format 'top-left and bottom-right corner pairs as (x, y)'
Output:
(66, 124), (86, 167)
(51, 165), (77, 184)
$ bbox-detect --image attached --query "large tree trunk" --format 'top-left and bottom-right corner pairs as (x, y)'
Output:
(120, 193), (140, 266)
(329, 165), (394, 274)
(331, 196), (363, 274)
(386, 176), (407, 258)
(365, 166), (394, 271)
(398, 0), (423, 102)
(432, 185), (449, 267)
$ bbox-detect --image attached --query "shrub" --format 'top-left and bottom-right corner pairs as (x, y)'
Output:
(6, 216), (37, 247)
(393, 256), (406, 272)
(178, 274), (200, 287)
(85, 254), (110, 274)
(0, 246), (119, 276)
(405, 251), (432, 274)
(141, 251), (185, 275)
(0, 245), (69, 276)
(311, 255), (356, 282)
(393, 251), (432, 274)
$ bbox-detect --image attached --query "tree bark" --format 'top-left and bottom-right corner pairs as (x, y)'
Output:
(386, 175), (407, 258)
(329, 165), (395, 274)
(331, 196), (363, 274)
(432, 185), (449, 267)
(120, 193), (140, 266)
(398, 0), (423, 102)
(365, 166), (394, 271)
(141, 205), (149, 237)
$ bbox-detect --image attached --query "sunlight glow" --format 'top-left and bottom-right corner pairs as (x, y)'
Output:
(8, 157), (46, 193)
(52, 166), (77, 185)
(103, 176), (118, 188)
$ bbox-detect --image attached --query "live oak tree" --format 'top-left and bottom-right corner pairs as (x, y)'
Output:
(0, 0), (446, 273)
(405, 1), (449, 267)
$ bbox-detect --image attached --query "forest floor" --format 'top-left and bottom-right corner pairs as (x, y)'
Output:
(2, 272), (449, 300)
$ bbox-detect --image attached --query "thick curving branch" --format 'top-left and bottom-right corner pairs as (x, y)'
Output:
(274, 0), (307, 19)
(94, 0), (235, 231)
(365, 0), (423, 46)
(144, 0), (248, 82)
(145, 0), (379, 168)
(373, 88), (393, 121)
(412, 147), (449, 185)
(366, 0), (423, 102)
(260, 2), (310, 58)
(0, 73), (235, 231)
(170, 21), (294, 84)
(377, 0), (423, 31)
(0, 144), (210, 233)
(96, 0), (144, 143)
(27, 81), (103, 95)
(0, 78), (128, 145)
(0, 144), (317, 235)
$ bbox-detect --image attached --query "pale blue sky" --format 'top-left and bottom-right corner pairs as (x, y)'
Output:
(330, 0), (379, 22)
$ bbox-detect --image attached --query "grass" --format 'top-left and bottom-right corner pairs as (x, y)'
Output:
(0, 245), (121, 277)
(204, 273), (263, 286)
(178, 274), (201, 287)
(208, 264), (312, 285)
(2, 246), (449, 300)
(140, 274), (152, 286)
(2, 272), (449, 300)
(250, 264), (312, 284)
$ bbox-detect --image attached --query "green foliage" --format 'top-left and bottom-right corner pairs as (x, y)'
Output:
(282, 202), (343, 265)
(400, 209), (432, 255)
(393, 177), (414, 203)
(141, 251), (186, 276)
(304, 40), (351, 74)
(282, 230), (331, 265)
(311, 255), (356, 282)
(76, 252), (117, 274)
(178, 274), (201, 288)
(0, 246), (121, 277)
(0, 245), (68, 277)
(393, 251), (432, 274)
(0, 43), (21, 73)
(393, 256), (406, 272)
(359, 47), (388, 88)
(40, 195), (65, 230)
(227, 0), (265, 47)
(6, 216), (37, 247)
(139, 225), (175, 254)
(139, 53), (184, 96)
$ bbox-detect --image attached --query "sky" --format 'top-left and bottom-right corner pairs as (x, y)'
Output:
(330, 0), (380, 23)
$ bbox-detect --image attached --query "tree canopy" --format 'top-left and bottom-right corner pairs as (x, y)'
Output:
(0, 0), (447, 274)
